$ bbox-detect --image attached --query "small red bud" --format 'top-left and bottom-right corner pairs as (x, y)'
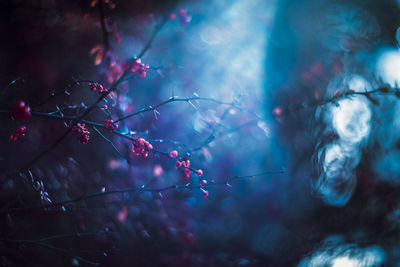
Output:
(146, 143), (153, 151)
(169, 150), (178, 158)
(201, 188), (209, 198)
(175, 161), (182, 169)
(10, 125), (27, 141)
(169, 13), (176, 20)
(199, 180), (207, 187)
(179, 8), (187, 16)
(12, 101), (31, 120)
(195, 169), (203, 177)
(184, 168), (191, 179)
(137, 138), (145, 146)
(16, 126), (27, 134)
(183, 160), (190, 168)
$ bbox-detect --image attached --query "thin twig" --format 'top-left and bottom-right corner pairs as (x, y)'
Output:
(189, 119), (259, 153)
(92, 126), (123, 157)
(1, 169), (284, 214)
(273, 85), (395, 117)
(4, 239), (99, 266)
(114, 96), (250, 123)
(13, 230), (117, 242)
(1, 77), (23, 98)
(137, 16), (169, 59)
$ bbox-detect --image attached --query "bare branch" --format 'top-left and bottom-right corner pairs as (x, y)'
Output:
(92, 126), (123, 157)
(1, 169), (284, 214)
